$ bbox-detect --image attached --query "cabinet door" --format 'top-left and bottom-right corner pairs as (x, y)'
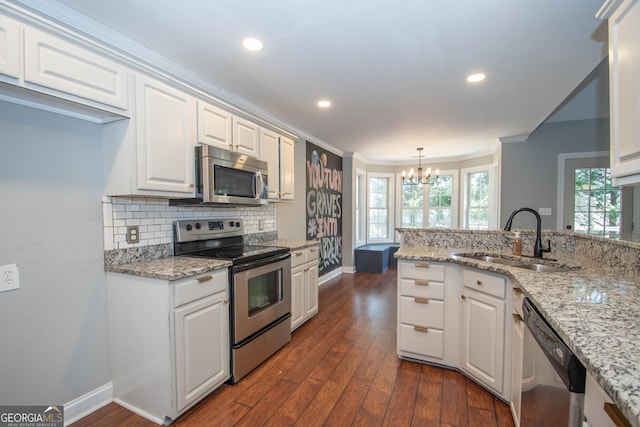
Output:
(461, 289), (505, 394)
(136, 74), (196, 193)
(305, 263), (319, 318)
(197, 100), (233, 150)
(0, 15), (20, 79)
(510, 312), (524, 426)
(24, 27), (129, 109)
(233, 116), (260, 157)
(260, 128), (281, 199)
(291, 265), (305, 331)
(279, 136), (295, 200)
(608, 0), (640, 184)
(174, 292), (229, 412)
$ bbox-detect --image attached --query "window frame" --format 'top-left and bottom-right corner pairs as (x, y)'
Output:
(366, 172), (395, 243)
(355, 168), (367, 247)
(395, 169), (459, 230)
(461, 164), (495, 229)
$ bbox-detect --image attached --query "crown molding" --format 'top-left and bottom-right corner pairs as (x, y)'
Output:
(596, 0), (626, 19)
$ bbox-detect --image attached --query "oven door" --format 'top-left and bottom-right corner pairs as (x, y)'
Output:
(231, 254), (291, 344)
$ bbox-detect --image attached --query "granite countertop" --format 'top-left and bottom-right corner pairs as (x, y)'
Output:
(261, 239), (320, 251)
(395, 246), (640, 427)
(105, 257), (232, 281)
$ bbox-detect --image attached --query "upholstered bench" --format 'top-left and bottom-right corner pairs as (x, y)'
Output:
(355, 244), (399, 273)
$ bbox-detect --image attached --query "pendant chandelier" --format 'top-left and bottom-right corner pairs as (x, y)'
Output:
(401, 147), (439, 185)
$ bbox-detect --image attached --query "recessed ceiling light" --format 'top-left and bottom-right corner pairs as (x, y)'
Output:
(317, 100), (331, 108)
(242, 38), (264, 52)
(466, 73), (486, 83)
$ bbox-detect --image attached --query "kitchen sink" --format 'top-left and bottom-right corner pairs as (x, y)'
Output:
(509, 263), (573, 273)
(456, 254), (522, 266)
(455, 253), (578, 273)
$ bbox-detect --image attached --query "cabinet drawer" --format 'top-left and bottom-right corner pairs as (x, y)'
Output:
(399, 260), (445, 281)
(291, 247), (319, 268)
(399, 323), (444, 359)
(399, 278), (444, 299)
(173, 270), (227, 307)
(463, 268), (505, 299)
(399, 296), (444, 329)
(512, 285), (525, 316)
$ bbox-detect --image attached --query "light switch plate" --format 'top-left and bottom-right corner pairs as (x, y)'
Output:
(539, 208), (552, 216)
(0, 263), (20, 292)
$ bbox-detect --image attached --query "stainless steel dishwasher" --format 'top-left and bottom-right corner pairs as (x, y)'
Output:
(520, 297), (586, 427)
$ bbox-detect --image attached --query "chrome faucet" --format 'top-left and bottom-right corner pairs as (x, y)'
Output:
(503, 207), (551, 258)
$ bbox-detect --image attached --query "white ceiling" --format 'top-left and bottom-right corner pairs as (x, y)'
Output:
(34, 0), (608, 163)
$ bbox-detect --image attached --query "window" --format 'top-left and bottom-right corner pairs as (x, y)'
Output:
(355, 169), (366, 246)
(398, 172), (457, 229)
(367, 173), (394, 241)
(400, 183), (424, 227)
(463, 167), (491, 230)
(429, 175), (454, 228)
(573, 167), (621, 238)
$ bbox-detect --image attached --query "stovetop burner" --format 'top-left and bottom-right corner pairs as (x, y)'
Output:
(173, 218), (289, 265)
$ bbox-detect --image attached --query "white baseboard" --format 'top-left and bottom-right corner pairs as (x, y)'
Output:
(318, 267), (342, 285)
(64, 382), (113, 426)
(341, 266), (356, 274)
(113, 397), (165, 425)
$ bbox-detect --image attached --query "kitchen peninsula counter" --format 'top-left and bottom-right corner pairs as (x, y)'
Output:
(395, 245), (640, 427)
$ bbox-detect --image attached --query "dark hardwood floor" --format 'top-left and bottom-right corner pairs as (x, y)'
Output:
(72, 268), (515, 427)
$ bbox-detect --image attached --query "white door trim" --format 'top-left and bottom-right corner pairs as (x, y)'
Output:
(556, 151), (609, 231)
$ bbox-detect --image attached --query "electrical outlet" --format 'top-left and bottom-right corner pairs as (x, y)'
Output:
(539, 208), (552, 216)
(126, 226), (140, 244)
(0, 263), (20, 292)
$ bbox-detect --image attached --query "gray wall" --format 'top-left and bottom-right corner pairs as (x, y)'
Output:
(500, 118), (609, 230)
(0, 102), (110, 404)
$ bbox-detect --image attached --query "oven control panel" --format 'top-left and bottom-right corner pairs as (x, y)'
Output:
(174, 218), (244, 242)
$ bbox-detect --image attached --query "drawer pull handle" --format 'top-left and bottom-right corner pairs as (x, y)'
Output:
(414, 297), (430, 304)
(197, 275), (213, 283)
(604, 402), (632, 427)
(415, 263), (430, 268)
(461, 294), (467, 300)
(512, 313), (523, 323)
(294, 252), (304, 256)
(476, 280), (483, 285)
(512, 287), (523, 295)
(414, 280), (429, 286)
(414, 326), (429, 333)
(224, 299), (229, 304)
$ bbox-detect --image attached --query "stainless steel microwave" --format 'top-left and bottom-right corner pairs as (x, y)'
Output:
(170, 145), (268, 206)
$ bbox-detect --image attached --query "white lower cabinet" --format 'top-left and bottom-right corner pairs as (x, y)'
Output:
(291, 247), (319, 331)
(584, 372), (631, 427)
(107, 269), (229, 424)
(460, 268), (509, 399)
(397, 260), (511, 402)
(397, 260), (460, 367)
(510, 285), (526, 426)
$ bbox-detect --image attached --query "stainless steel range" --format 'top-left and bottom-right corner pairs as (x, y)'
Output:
(174, 218), (291, 383)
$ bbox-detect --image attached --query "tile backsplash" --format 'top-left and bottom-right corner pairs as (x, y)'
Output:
(102, 196), (277, 251)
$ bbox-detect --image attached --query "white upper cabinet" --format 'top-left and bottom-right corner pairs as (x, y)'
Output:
(24, 26), (129, 110)
(197, 100), (233, 149)
(260, 128), (281, 199)
(599, 0), (640, 185)
(233, 116), (260, 157)
(279, 136), (295, 200)
(260, 130), (295, 201)
(0, 15), (21, 80)
(136, 74), (196, 194)
(197, 100), (260, 158)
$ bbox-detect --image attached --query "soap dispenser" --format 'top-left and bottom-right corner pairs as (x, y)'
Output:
(512, 231), (522, 256)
